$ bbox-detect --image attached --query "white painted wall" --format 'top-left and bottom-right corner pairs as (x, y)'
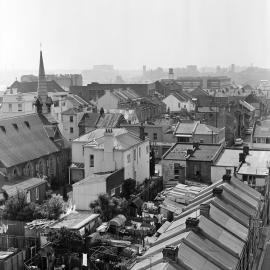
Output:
(73, 180), (106, 210)
(163, 95), (195, 112)
(211, 165), (234, 183)
(72, 142), (86, 163)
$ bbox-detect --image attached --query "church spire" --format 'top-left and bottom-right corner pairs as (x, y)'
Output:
(38, 50), (45, 80)
(35, 49), (52, 114)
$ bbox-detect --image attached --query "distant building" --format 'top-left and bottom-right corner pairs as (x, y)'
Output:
(162, 92), (195, 112)
(253, 119), (270, 144)
(70, 128), (150, 184)
(21, 74), (83, 91)
(176, 76), (231, 90)
(70, 82), (156, 102)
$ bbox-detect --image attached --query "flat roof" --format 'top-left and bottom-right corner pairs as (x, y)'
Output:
(50, 211), (99, 230)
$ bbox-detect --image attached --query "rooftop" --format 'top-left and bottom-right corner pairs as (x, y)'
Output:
(0, 113), (63, 168)
(215, 148), (270, 175)
(50, 211), (99, 230)
(1, 177), (47, 198)
(163, 143), (222, 162)
(254, 120), (270, 138)
(74, 128), (146, 151)
(132, 177), (263, 270)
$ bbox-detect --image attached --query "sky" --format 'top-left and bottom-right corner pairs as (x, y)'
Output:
(0, 0), (270, 71)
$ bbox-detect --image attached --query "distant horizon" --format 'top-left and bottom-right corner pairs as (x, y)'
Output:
(1, 0), (269, 71)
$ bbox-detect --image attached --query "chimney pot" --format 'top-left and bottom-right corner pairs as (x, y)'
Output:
(239, 153), (246, 163)
(200, 204), (210, 217)
(213, 187), (223, 196)
(243, 146), (249, 155)
(185, 217), (199, 231)
(222, 174), (231, 182)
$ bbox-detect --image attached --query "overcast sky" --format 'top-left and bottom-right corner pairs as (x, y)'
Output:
(0, 0), (269, 71)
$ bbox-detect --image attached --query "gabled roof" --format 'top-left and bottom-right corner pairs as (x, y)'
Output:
(66, 95), (90, 107)
(197, 96), (229, 107)
(2, 177), (47, 198)
(78, 113), (100, 128)
(61, 108), (80, 115)
(190, 87), (209, 97)
(74, 128), (147, 151)
(132, 177), (262, 270)
(9, 80), (65, 93)
(0, 113), (63, 168)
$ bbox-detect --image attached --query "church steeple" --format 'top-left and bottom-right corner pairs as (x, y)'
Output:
(35, 50), (52, 114)
(38, 50), (45, 80)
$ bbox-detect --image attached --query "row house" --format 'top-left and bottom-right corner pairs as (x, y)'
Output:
(132, 176), (265, 270)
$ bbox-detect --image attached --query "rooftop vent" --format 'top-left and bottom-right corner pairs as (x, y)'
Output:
(162, 246), (179, 262)
(222, 174), (231, 182)
(213, 187), (223, 196)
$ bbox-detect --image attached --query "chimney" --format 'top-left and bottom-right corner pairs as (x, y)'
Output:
(239, 153), (246, 163)
(162, 246), (178, 263)
(200, 204), (210, 217)
(222, 174), (231, 182)
(193, 142), (199, 150)
(186, 149), (193, 157)
(103, 128), (115, 172)
(212, 187), (223, 196)
(139, 123), (145, 141)
(185, 217), (199, 232)
(243, 146), (249, 155)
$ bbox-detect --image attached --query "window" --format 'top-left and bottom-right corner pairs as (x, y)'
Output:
(178, 103), (181, 108)
(139, 147), (141, 158)
(153, 133), (157, 140)
(90, 155), (94, 167)
(70, 116), (74, 123)
(18, 103), (22, 112)
(26, 192), (31, 203)
(133, 149), (136, 160)
(8, 104), (12, 112)
(35, 187), (39, 200)
(111, 188), (115, 196)
(144, 132), (148, 137)
(70, 127), (74, 133)
(177, 137), (189, 143)
(127, 154), (131, 163)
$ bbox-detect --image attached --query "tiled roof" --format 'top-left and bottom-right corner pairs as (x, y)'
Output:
(2, 177), (47, 198)
(0, 113), (61, 168)
(132, 177), (262, 270)
(9, 80), (65, 93)
(163, 143), (222, 161)
(74, 128), (146, 151)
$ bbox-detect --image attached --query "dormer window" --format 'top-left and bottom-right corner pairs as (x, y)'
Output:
(12, 123), (19, 131)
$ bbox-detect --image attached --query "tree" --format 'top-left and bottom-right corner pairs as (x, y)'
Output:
(122, 178), (136, 200)
(3, 190), (37, 221)
(47, 227), (84, 253)
(150, 147), (156, 177)
(89, 194), (128, 222)
(36, 195), (67, 220)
